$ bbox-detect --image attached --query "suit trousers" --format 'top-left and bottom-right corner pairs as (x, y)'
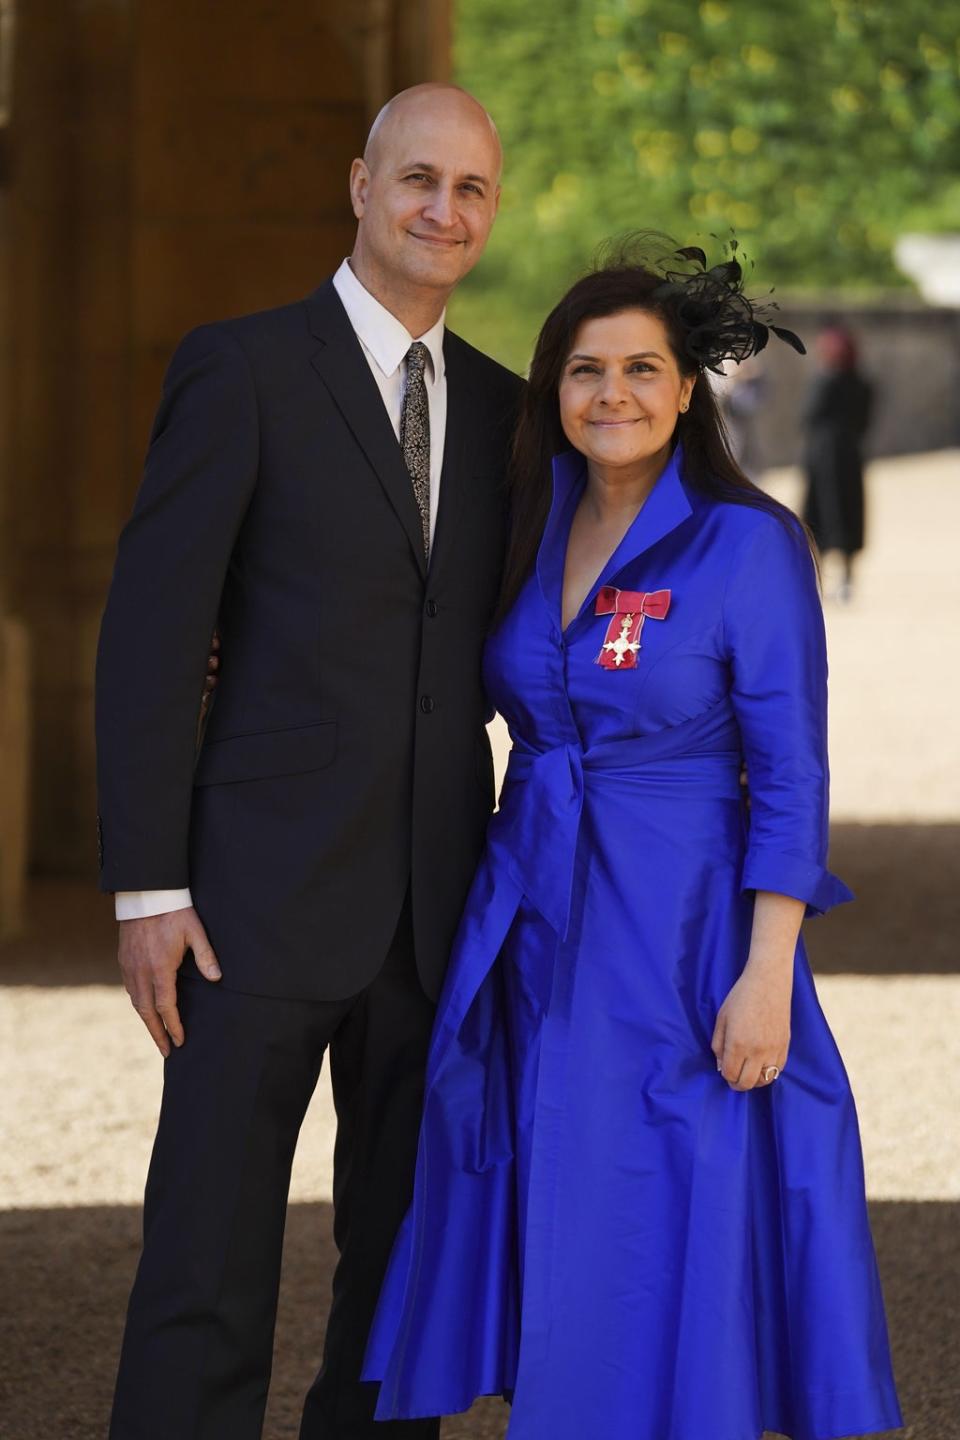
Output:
(109, 897), (440, 1440)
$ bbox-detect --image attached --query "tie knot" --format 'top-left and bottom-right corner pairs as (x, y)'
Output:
(406, 341), (429, 379)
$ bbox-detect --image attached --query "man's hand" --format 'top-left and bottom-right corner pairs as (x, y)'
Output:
(118, 907), (221, 1056)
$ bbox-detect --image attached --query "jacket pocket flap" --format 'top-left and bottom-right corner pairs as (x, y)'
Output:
(193, 722), (337, 787)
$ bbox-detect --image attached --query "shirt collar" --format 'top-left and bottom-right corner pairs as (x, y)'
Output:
(332, 258), (446, 384)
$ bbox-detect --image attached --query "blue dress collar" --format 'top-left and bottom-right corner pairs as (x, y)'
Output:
(536, 443), (695, 637)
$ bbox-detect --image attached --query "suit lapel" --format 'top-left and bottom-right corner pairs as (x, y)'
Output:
(426, 332), (470, 581)
(306, 281), (427, 579)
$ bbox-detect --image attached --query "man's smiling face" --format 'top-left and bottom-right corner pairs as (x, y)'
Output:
(350, 86), (502, 299)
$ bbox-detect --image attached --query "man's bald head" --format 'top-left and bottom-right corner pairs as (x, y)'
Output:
(348, 84), (503, 316)
(364, 84), (502, 181)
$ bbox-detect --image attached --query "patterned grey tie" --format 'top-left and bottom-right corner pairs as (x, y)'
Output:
(400, 341), (431, 558)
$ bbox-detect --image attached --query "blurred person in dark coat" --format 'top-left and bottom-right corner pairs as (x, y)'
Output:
(802, 325), (873, 601)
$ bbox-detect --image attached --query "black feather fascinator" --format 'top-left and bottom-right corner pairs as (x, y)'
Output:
(598, 231), (805, 374)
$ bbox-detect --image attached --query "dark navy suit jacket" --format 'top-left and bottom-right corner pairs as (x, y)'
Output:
(95, 280), (522, 1001)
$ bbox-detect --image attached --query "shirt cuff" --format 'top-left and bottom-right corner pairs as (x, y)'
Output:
(115, 888), (194, 921)
(740, 850), (854, 917)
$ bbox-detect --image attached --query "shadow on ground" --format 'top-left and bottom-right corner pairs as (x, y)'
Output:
(0, 1199), (955, 1440)
(805, 825), (960, 975)
(3, 824), (957, 989)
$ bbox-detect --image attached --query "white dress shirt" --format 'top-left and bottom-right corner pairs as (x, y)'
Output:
(115, 259), (448, 923)
(331, 257), (447, 548)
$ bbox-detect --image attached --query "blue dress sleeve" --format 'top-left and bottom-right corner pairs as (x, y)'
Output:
(722, 512), (853, 916)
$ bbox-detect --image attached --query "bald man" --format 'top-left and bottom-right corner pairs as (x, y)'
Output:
(96, 85), (522, 1439)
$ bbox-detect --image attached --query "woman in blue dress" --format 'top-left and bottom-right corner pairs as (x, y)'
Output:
(363, 239), (903, 1440)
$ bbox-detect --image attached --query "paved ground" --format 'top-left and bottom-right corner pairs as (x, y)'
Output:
(1, 452), (958, 1438)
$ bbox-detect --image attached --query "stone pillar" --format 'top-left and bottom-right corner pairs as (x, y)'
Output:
(390, 0), (452, 92)
(337, 0), (451, 119)
(127, 3), (367, 449)
(0, 613), (29, 938)
(0, 3), (133, 882)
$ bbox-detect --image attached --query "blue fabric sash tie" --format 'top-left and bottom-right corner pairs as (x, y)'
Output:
(493, 701), (744, 941)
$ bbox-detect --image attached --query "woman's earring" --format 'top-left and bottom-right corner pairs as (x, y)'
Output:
(679, 402), (689, 413)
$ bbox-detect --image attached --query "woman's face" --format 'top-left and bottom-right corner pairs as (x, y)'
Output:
(558, 309), (695, 474)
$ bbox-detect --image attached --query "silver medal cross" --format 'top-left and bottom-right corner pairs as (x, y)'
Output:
(601, 613), (640, 668)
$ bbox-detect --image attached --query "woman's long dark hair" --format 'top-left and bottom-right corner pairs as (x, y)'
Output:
(495, 259), (810, 626)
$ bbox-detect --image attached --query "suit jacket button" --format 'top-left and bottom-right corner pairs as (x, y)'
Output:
(425, 598), (439, 618)
(419, 695), (435, 714)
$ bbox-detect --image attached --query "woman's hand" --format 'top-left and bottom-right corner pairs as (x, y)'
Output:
(711, 891), (804, 1091)
(711, 963), (792, 1091)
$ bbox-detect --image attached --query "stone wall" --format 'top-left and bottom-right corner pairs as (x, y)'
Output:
(730, 298), (960, 473)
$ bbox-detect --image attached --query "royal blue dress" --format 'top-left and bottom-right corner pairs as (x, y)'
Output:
(363, 446), (903, 1440)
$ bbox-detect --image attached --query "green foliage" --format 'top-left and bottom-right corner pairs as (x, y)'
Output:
(450, 0), (960, 371)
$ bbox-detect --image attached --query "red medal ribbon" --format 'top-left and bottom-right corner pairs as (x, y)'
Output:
(594, 586), (671, 669)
